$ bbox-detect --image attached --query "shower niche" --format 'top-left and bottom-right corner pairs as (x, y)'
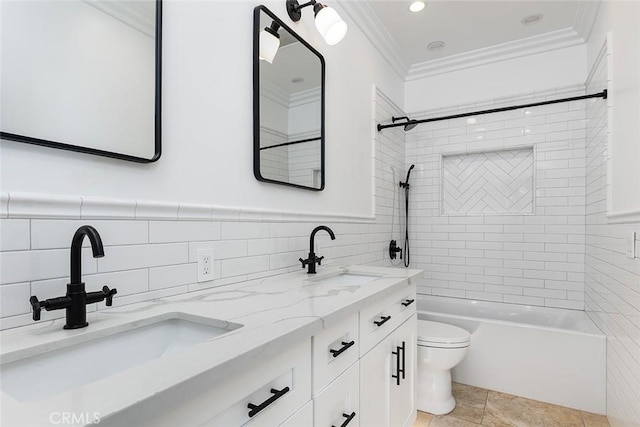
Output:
(253, 5), (325, 191)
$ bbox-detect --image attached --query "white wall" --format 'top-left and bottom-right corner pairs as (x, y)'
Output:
(404, 45), (587, 113)
(0, 0), (404, 218)
(587, 0), (640, 217)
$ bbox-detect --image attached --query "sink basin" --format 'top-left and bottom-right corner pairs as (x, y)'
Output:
(1, 316), (242, 402)
(310, 272), (381, 286)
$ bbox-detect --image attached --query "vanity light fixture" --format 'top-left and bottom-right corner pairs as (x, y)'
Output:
(259, 21), (281, 63)
(286, 0), (348, 46)
(409, 1), (426, 12)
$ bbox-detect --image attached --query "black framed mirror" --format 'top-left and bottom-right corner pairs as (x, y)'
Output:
(0, 0), (162, 163)
(253, 5), (325, 191)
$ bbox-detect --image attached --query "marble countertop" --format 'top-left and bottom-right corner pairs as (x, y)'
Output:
(0, 265), (421, 426)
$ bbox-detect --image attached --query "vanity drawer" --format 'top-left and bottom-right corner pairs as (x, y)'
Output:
(359, 285), (416, 356)
(280, 400), (313, 427)
(205, 341), (311, 426)
(314, 361), (360, 427)
(313, 312), (359, 395)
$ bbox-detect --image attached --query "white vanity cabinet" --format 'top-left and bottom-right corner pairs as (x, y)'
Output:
(360, 314), (417, 427)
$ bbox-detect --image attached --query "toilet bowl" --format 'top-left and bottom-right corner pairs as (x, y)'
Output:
(417, 320), (471, 415)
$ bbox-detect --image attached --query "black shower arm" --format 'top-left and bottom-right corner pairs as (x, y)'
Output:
(377, 90), (608, 132)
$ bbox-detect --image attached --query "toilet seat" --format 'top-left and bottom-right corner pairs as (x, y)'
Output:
(418, 320), (470, 348)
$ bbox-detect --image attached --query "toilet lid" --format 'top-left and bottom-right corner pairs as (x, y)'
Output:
(418, 320), (470, 346)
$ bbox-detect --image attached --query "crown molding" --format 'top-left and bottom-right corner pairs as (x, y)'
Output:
(289, 87), (321, 108)
(338, 1), (410, 80)
(84, 0), (155, 38)
(573, 0), (601, 43)
(406, 28), (584, 81)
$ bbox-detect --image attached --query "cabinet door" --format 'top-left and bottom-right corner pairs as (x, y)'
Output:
(359, 329), (392, 427)
(389, 314), (416, 427)
(360, 315), (416, 427)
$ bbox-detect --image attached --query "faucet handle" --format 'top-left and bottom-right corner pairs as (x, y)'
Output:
(102, 286), (117, 306)
(29, 296), (43, 321)
(299, 258), (308, 268)
(316, 256), (324, 265)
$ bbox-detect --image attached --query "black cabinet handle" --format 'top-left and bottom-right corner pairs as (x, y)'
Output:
(332, 412), (356, 427)
(373, 315), (391, 327)
(392, 345), (401, 386)
(402, 299), (415, 307)
(247, 387), (290, 418)
(400, 340), (406, 380)
(329, 340), (355, 358)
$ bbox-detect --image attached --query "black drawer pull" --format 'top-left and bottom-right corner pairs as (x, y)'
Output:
(330, 340), (355, 358)
(391, 341), (406, 386)
(402, 299), (415, 307)
(374, 315), (391, 327)
(332, 412), (356, 427)
(247, 386), (290, 418)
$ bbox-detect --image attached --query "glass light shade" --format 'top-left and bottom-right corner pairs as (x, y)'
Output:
(259, 29), (280, 63)
(314, 6), (347, 46)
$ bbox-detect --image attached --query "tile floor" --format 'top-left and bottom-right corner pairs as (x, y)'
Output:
(413, 383), (610, 427)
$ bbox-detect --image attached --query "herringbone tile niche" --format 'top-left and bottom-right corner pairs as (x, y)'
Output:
(441, 147), (534, 215)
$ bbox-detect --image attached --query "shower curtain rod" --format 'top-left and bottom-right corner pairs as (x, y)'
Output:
(377, 89), (607, 132)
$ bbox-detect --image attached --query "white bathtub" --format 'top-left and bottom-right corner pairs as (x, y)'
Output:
(418, 295), (606, 414)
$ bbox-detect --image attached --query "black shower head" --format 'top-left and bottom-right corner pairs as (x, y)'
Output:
(392, 116), (418, 131)
(405, 164), (415, 184)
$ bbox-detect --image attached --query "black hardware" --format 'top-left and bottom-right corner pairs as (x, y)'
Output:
(253, 6), (326, 191)
(391, 116), (418, 131)
(377, 90), (608, 132)
(299, 225), (335, 274)
(398, 165), (415, 267)
(247, 386), (290, 418)
(389, 240), (402, 260)
(400, 340), (406, 380)
(374, 315), (391, 327)
(391, 341), (406, 386)
(392, 345), (401, 386)
(402, 299), (415, 307)
(29, 226), (117, 329)
(329, 340), (355, 358)
(332, 412), (356, 427)
(0, 0), (162, 163)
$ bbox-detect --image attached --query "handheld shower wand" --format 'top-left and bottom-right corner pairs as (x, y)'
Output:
(401, 164), (415, 188)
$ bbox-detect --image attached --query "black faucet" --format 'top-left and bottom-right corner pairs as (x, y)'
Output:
(29, 225), (117, 329)
(299, 225), (336, 274)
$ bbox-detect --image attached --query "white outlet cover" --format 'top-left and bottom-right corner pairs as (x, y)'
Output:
(197, 248), (214, 282)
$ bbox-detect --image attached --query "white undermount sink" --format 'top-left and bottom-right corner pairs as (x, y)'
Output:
(1, 315), (242, 402)
(309, 271), (381, 286)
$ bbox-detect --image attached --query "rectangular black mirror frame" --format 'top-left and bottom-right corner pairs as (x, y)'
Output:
(253, 5), (325, 191)
(0, 0), (163, 163)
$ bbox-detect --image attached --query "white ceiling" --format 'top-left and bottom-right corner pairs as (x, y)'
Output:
(343, 0), (600, 79)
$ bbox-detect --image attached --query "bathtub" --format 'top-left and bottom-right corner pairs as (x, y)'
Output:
(417, 296), (606, 414)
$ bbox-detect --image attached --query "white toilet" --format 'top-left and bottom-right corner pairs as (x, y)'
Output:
(416, 320), (471, 415)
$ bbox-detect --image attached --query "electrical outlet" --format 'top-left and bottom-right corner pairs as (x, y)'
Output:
(626, 232), (637, 259)
(197, 248), (214, 282)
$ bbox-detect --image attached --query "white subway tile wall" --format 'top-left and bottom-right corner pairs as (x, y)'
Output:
(584, 43), (640, 427)
(0, 88), (406, 331)
(406, 85), (588, 309)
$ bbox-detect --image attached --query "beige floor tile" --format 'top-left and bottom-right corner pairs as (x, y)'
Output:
(448, 382), (488, 424)
(414, 411), (434, 427)
(582, 411), (611, 427)
(481, 391), (583, 427)
(429, 415), (481, 427)
(453, 382), (489, 407)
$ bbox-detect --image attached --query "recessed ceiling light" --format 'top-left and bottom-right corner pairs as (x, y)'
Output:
(409, 1), (425, 12)
(427, 41), (445, 51)
(521, 14), (543, 25)
(292, 77), (304, 83)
